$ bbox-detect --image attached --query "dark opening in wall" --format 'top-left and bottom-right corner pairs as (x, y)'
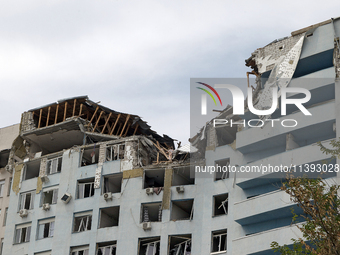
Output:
(169, 234), (191, 255)
(214, 158), (230, 181)
(106, 144), (125, 161)
(144, 169), (165, 188)
(46, 157), (62, 174)
(102, 174), (123, 194)
(80, 147), (99, 166)
(141, 202), (162, 223)
(77, 178), (95, 199)
(99, 206), (120, 228)
(172, 166), (195, 186)
(40, 187), (58, 206)
(138, 237), (160, 255)
(213, 193), (228, 217)
(170, 199), (194, 221)
(211, 229), (227, 254)
(73, 212), (92, 233)
(24, 160), (40, 180)
(96, 241), (117, 255)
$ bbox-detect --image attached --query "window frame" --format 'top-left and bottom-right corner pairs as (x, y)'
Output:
(18, 191), (35, 211)
(14, 223), (32, 244)
(37, 218), (55, 240)
(73, 211), (92, 233)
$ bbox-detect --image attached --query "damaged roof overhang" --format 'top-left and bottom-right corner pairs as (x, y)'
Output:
(24, 95), (174, 149)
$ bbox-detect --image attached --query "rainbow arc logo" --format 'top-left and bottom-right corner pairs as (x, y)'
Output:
(196, 82), (222, 115)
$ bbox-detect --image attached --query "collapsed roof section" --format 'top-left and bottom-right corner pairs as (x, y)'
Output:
(20, 96), (174, 156)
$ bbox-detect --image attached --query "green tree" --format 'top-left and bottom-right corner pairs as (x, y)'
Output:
(271, 175), (340, 255)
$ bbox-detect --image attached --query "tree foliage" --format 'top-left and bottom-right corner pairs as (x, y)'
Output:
(271, 176), (340, 255)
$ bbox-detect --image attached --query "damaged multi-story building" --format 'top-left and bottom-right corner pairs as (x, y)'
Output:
(1, 96), (192, 255)
(0, 17), (340, 255)
(189, 17), (340, 255)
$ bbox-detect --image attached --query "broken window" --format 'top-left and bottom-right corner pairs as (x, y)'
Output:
(211, 229), (227, 254)
(23, 160), (40, 180)
(169, 234), (191, 255)
(99, 206), (120, 228)
(102, 174), (123, 194)
(214, 158), (230, 181)
(106, 144), (125, 161)
(77, 178), (95, 199)
(170, 200), (194, 221)
(19, 191), (35, 211)
(73, 212), (92, 233)
(213, 193), (228, 217)
(70, 245), (89, 255)
(138, 237), (160, 255)
(46, 157), (62, 174)
(80, 147), (99, 167)
(96, 241), (117, 255)
(172, 166), (195, 186)
(141, 203), (162, 223)
(14, 223), (31, 244)
(37, 218), (55, 239)
(41, 187), (58, 206)
(144, 169), (165, 188)
(0, 180), (5, 197)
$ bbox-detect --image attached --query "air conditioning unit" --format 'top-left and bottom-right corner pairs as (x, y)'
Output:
(146, 188), (154, 195)
(40, 175), (49, 183)
(19, 209), (28, 217)
(176, 186), (185, 193)
(61, 193), (72, 204)
(42, 203), (50, 211)
(103, 192), (112, 201)
(142, 222), (152, 230)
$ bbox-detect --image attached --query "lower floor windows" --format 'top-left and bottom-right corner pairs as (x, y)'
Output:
(211, 229), (227, 254)
(70, 245), (89, 255)
(37, 218), (55, 239)
(14, 223), (31, 244)
(73, 211), (92, 233)
(139, 237), (160, 255)
(96, 241), (117, 255)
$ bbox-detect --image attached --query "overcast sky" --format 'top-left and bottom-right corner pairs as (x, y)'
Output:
(1, 1), (340, 145)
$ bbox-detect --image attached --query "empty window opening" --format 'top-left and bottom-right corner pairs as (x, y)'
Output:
(96, 241), (117, 255)
(77, 178), (95, 199)
(19, 191), (35, 211)
(46, 157), (62, 175)
(0, 180), (5, 197)
(213, 193), (228, 217)
(73, 212), (92, 233)
(103, 174), (123, 194)
(141, 203), (162, 223)
(71, 245), (89, 255)
(14, 223), (31, 244)
(37, 218), (55, 239)
(144, 169), (165, 188)
(80, 147), (99, 166)
(169, 234), (191, 255)
(214, 158), (230, 181)
(99, 206), (120, 228)
(106, 144), (125, 161)
(138, 237), (160, 255)
(211, 229), (227, 254)
(41, 188), (58, 206)
(170, 200), (194, 221)
(24, 160), (40, 180)
(172, 166), (195, 186)
(34, 251), (52, 255)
